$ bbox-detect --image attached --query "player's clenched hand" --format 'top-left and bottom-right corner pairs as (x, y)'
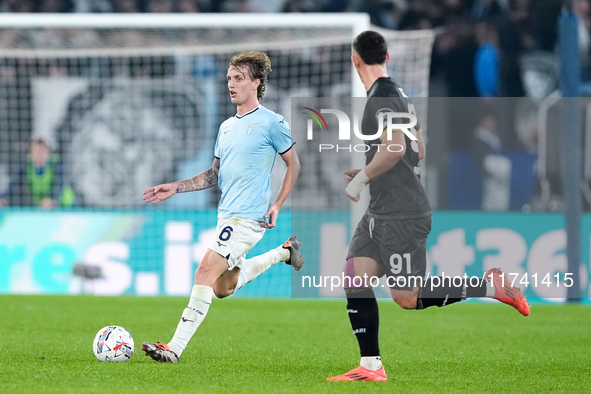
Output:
(344, 169), (361, 183)
(344, 169), (371, 203)
(344, 169), (361, 202)
(262, 204), (280, 229)
(143, 183), (176, 204)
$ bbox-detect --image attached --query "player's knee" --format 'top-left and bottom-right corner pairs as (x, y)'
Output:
(195, 265), (224, 287)
(393, 297), (418, 310)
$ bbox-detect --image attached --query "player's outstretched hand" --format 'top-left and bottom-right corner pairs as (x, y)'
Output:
(143, 183), (176, 204)
(262, 204), (280, 229)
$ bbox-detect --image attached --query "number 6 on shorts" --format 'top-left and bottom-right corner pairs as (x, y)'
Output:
(219, 226), (233, 241)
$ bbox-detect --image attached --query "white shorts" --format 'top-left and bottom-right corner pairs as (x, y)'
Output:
(208, 217), (266, 269)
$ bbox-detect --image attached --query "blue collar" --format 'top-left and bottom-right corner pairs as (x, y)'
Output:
(235, 105), (260, 119)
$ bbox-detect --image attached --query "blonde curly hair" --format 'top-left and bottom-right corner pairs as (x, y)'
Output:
(229, 51), (272, 100)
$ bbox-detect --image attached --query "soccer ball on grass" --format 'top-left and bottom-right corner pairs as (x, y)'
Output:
(93, 325), (134, 362)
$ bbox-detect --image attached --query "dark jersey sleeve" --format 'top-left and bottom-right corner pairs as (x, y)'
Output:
(362, 77), (431, 219)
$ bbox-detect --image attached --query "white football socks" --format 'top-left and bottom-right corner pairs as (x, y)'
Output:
(167, 245), (291, 356)
(168, 284), (213, 357)
(360, 356), (382, 371)
(235, 245), (290, 291)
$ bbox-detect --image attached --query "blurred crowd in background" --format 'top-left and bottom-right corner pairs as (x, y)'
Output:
(0, 0), (589, 212)
(1, 0), (587, 99)
(0, 0), (591, 97)
(0, 0), (591, 102)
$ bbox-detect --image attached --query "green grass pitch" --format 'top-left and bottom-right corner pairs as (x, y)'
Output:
(1, 295), (589, 393)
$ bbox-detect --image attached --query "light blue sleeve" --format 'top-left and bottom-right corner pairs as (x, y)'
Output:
(214, 127), (221, 158)
(269, 115), (294, 154)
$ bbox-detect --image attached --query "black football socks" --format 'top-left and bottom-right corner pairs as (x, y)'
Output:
(345, 287), (380, 357)
(417, 277), (488, 309)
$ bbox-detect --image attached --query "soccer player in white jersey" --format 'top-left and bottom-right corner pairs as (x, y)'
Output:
(141, 51), (303, 363)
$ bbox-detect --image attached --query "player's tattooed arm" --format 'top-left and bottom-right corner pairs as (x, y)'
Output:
(175, 157), (220, 193)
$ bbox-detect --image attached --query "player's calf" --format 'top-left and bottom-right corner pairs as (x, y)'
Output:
(391, 287), (420, 309)
(392, 296), (418, 310)
(212, 284), (235, 299)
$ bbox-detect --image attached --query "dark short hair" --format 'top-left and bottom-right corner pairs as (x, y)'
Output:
(353, 30), (388, 65)
(229, 51), (272, 100)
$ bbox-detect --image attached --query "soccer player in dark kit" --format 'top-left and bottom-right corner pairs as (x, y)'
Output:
(328, 31), (529, 382)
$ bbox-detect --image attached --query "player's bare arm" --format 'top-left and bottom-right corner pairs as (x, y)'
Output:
(263, 147), (301, 229)
(143, 158), (220, 204)
(417, 130), (426, 160)
(345, 130), (406, 202)
(364, 130), (406, 178)
(175, 157), (220, 193)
